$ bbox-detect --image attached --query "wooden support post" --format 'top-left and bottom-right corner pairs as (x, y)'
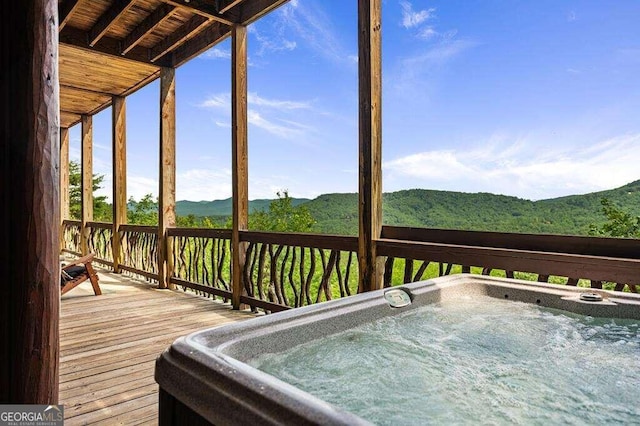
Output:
(81, 114), (94, 255)
(231, 25), (249, 310)
(0, 0), (60, 403)
(159, 67), (176, 289)
(358, 0), (384, 293)
(112, 96), (127, 273)
(60, 127), (70, 251)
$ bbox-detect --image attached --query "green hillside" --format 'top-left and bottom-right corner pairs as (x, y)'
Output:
(173, 181), (640, 236)
(176, 197), (310, 217)
(303, 180), (640, 236)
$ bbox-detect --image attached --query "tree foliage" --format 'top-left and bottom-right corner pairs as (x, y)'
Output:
(589, 198), (640, 238)
(69, 161), (111, 221)
(248, 191), (315, 232)
(127, 194), (158, 225)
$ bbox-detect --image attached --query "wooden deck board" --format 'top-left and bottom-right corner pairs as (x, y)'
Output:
(60, 270), (253, 424)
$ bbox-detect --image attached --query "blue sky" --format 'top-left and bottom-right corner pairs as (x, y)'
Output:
(68, 0), (640, 202)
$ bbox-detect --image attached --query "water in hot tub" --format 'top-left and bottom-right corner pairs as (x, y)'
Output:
(249, 295), (640, 425)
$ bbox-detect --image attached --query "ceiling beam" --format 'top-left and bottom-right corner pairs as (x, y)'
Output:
(160, 0), (237, 25)
(150, 15), (210, 62)
(60, 84), (115, 97)
(60, 25), (170, 67)
(217, 0), (245, 14)
(61, 110), (82, 117)
(122, 4), (177, 55)
(89, 0), (136, 47)
(59, 0), (83, 31)
(240, 0), (289, 24)
(171, 22), (230, 67)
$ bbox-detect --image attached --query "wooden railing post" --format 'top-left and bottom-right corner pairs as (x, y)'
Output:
(231, 24), (249, 309)
(158, 67), (176, 289)
(60, 127), (70, 252)
(358, 0), (384, 292)
(0, 0), (60, 403)
(81, 114), (94, 256)
(112, 95), (127, 273)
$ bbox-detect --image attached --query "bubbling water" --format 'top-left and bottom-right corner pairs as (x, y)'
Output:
(250, 296), (640, 425)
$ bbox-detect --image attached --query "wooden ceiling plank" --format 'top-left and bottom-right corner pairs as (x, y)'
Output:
(170, 22), (229, 67)
(159, 0), (236, 25)
(217, 0), (245, 14)
(60, 25), (170, 67)
(59, 0), (83, 31)
(89, 0), (137, 47)
(122, 4), (177, 55)
(240, 0), (289, 24)
(60, 84), (115, 96)
(150, 15), (210, 62)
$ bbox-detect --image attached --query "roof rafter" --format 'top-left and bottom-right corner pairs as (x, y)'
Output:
(240, 0), (289, 24)
(216, 0), (246, 14)
(89, 0), (136, 47)
(171, 21), (230, 67)
(59, 0), (83, 31)
(150, 15), (211, 62)
(60, 26), (170, 67)
(160, 0), (237, 25)
(122, 4), (177, 55)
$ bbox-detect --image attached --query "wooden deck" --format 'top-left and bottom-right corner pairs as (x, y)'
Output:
(60, 270), (254, 425)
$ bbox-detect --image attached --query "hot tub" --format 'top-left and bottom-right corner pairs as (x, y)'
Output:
(155, 275), (640, 425)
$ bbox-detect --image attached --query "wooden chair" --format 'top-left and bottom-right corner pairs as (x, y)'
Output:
(61, 253), (102, 296)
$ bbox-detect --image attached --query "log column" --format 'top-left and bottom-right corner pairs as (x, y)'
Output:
(358, 0), (384, 292)
(0, 0), (60, 403)
(60, 127), (70, 250)
(231, 25), (249, 309)
(81, 114), (94, 255)
(158, 68), (176, 289)
(112, 96), (127, 273)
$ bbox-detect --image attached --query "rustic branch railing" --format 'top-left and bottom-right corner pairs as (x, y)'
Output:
(238, 231), (359, 312)
(119, 224), (159, 281)
(60, 224), (639, 311)
(86, 221), (113, 267)
(380, 226), (639, 293)
(62, 219), (81, 256)
(168, 228), (233, 301)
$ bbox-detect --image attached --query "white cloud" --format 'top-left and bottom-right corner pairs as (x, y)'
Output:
(202, 47), (231, 60)
(175, 168), (321, 201)
(248, 92), (311, 110)
(400, 1), (435, 29)
(201, 92), (311, 112)
(201, 93), (230, 109)
(250, 25), (297, 55)
(384, 133), (640, 200)
(176, 169), (231, 201)
(200, 92), (315, 140)
(247, 110), (309, 140)
(252, 1), (353, 64)
(394, 38), (476, 94)
(418, 27), (437, 40)
(127, 176), (159, 201)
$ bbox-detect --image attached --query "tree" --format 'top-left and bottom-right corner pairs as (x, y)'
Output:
(127, 193), (158, 225)
(589, 198), (640, 238)
(69, 160), (111, 221)
(247, 191), (315, 232)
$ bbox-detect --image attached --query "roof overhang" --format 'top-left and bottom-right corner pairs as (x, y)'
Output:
(58, 0), (289, 127)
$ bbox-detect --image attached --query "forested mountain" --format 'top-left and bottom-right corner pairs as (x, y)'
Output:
(175, 180), (640, 236)
(176, 197), (309, 217)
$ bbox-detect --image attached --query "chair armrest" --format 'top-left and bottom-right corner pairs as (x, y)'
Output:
(62, 253), (95, 269)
